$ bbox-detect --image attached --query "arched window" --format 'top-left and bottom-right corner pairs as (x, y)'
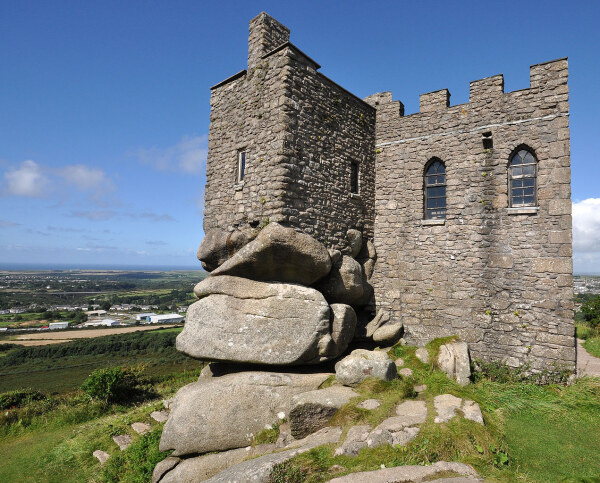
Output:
(424, 159), (446, 219)
(509, 148), (537, 207)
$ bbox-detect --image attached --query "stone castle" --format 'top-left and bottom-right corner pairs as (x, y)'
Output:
(198, 12), (574, 372)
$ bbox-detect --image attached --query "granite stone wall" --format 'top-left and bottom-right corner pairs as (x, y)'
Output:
(204, 13), (375, 251)
(367, 59), (574, 370)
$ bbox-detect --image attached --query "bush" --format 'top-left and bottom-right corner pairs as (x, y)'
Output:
(0, 388), (46, 410)
(81, 366), (154, 404)
(580, 295), (600, 329)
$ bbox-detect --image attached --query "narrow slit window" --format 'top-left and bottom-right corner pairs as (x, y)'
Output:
(509, 148), (537, 207)
(350, 162), (359, 194)
(237, 151), (246, 183)
(424, 159), (446, 219)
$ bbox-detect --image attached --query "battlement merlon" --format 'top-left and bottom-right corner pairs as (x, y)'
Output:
(248, 12), (290, 69)
(367, 58), (568, 119)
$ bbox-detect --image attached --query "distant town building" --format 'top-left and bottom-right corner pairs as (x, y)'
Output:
(49, 321), (69, 330)
(136, 313), (157, 321)
(147, 314), (185, 324)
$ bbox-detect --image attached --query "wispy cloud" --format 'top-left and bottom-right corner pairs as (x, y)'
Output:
(146, 240), (167, 246)
(573, 198), (600, 253)
(3, 160), (48, 197)
(70, 210), (119, 221)
(0, 220), (21, 228)
(139, 212), (175, 222)
(60, 164), (114, 194)
(133, 134), (208, 174)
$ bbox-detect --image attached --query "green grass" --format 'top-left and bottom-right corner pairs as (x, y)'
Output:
(582, 337), (600, 358)
(271, 341), (600, 483)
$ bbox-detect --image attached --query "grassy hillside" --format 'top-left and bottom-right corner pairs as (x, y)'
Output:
(0, 339), (599, 482)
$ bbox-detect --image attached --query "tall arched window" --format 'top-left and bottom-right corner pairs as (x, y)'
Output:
(424, 159), (446, 219)
(509, 148), (537, 207)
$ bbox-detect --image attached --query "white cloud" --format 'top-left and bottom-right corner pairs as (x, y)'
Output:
(134, 134), (208, 174)
(573, 198), (600, 253)
(0, 220), (20, 228)
(60, 164), (114, 192)
(3, 160), (48, 197)
(70, 210), (118, 221)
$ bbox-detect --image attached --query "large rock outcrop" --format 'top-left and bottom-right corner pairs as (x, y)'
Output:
(316, 255), (372, 306)
(197, 226), (259, 271)
(179, 276), (331, 365)
(159, 371), (330, 456)
(210, 222), (331, 285)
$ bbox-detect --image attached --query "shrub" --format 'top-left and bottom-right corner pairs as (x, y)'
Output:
(0, 388), (46, 410)
(81, 365), (154, 404)
(580, 295), (600, 329)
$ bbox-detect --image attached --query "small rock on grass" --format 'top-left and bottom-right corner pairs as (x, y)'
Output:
(357, 399), (380, 410)
(112, 434), (133, 451)
(151, 410), (169, 423)
(394, 358), (404, 367)
(131, 422), (151, 435)
(415, 347), (430, 364)
(398, 367), (413, 377)
(414, 384), (427, 393)
(93, 450), (110, 464)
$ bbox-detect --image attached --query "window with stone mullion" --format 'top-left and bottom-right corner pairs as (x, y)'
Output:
(424, 159), (446, 220)
(509, 149), (537, 207)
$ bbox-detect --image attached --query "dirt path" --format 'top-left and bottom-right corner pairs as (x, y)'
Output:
(577, 339), (600, 377)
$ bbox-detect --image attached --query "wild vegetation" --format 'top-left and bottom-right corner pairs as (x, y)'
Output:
(576, 293), (600, 358)
(1, 335), (598, 482)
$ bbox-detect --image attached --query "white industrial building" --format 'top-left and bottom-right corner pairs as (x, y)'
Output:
(83, 318), (122, 327)
(146, 314), (185, 324)
(135, 312), (157, 321)
(49, 321), (69, 330)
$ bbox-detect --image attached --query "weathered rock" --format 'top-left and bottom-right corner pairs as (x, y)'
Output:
(328, 248), (342, 265)
(395, 400), (428, 426)
(159, 445), (275, 483)
(322, 304), (357, 357)
(335, 349), (397, 386)
(197, 226), (258, 272)
(399, 368), (413, 378)
(462, 400), (484, 424)
(355, 310), (390, 341)
(93, 450), (110, 464)
(316, 255), (368, 306)
(415, 347), (430, 364)
(289, 386), (358, 438)
(394, 358), (405, 367)
(414, 384), (427, 393)
(182, 276), (330, 365)
(131, 422), (151, 435)
(203, 427), (342, 483)
(152, 457), (181, 483)
(112, 434), (133, 451)
(357, 399), (380, 410)
(162, 398), (174, 409)
(159, 371), (329, 456)
(373, 322), (403, 344)
(357, 239), (377, 280)
(210, 222), (331, 285)
(334, 425), (372, 456)
(366, 428), (393, 448)
(433, 394), (463, 423)
(327, 461), (479, 483)
(151, 410), (169, 423)
(346, 229), (363, 258)
(437, 342), (471, 386)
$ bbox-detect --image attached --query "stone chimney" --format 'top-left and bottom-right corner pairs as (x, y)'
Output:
(248, 12), (290, 69)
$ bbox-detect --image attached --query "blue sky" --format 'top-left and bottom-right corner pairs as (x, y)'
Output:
(1, 1), (599, 271)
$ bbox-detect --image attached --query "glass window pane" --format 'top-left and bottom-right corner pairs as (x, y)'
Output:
(511, 179), (523, 188)
(523, 152), (535, 164)
(523, 196), (535, 205)
(523, 187), (534, 196)
(511, 155), (522, 165)
(522, 165), (535, 176)
(523, 178), (535, 188)
(511, 166), (523, 177)
(513, 196), (523, 205)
